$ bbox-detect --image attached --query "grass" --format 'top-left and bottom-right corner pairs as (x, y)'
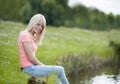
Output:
(0, 21), (120, 84)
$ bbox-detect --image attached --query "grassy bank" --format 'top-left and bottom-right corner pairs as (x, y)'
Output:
(0, 21), (120, 84)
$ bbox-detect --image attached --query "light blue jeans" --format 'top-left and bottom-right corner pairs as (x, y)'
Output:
(23, 65), (69, 84)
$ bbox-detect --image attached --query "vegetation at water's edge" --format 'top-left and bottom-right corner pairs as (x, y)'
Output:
(0, 21), (120, 84)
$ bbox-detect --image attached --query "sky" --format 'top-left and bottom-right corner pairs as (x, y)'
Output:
(68, 0), (120, 15)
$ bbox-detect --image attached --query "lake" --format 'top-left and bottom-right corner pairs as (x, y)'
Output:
(69, 64), (120, 84)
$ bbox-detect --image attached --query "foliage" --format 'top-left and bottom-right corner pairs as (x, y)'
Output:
(0, 0), (120, 30)
(0, 0), (27, 21)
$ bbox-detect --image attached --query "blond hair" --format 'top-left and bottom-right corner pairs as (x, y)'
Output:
(25, 14), (46, 45)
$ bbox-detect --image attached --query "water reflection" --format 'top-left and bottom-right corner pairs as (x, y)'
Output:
(89, 74), (120, 84)
(69, 65), (120, 84)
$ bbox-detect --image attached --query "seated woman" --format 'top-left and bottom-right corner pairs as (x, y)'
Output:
(18, 14), (69, 84)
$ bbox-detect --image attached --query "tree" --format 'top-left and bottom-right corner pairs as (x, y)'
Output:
(107, 13), (116, 29)
(0, 0), (26, 21)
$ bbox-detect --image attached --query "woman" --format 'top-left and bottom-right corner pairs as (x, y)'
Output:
(18, 14), (69, 84)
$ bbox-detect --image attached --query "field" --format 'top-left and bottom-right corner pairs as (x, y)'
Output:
(0, 21), (120, 84)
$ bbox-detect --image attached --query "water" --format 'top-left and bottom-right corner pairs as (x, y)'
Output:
(69, 65), (120, 84)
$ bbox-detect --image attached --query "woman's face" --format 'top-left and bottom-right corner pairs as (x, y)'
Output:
(32, 20), (44, 34)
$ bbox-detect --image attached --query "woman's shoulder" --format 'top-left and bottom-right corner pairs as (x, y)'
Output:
(20, 31), (30, 38)
(18, 31), (32, 42)
(20, 31), (30, 37)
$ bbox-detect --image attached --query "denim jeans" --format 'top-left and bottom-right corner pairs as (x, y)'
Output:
(23, 65), (69, 84)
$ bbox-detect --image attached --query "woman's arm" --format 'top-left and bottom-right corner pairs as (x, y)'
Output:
(23, 41), (43, 65)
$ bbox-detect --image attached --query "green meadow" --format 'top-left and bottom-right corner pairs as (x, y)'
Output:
(0, 21), (120, 84)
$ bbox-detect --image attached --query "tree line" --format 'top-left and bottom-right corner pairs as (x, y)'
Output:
(0, 0), (120, 30)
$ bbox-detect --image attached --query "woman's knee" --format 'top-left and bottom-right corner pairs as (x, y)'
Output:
(57, 66), (64, 72)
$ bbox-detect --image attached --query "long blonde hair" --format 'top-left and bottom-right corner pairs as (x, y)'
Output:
(25, 14), (46, 46)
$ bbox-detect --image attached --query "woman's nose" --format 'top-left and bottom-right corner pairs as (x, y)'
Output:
(39, 25), (42, 30)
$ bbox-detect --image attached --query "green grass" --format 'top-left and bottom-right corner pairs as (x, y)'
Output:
(0, 21), (120, 84)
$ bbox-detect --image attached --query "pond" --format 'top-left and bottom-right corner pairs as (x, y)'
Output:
(68, 64), (120, 84)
